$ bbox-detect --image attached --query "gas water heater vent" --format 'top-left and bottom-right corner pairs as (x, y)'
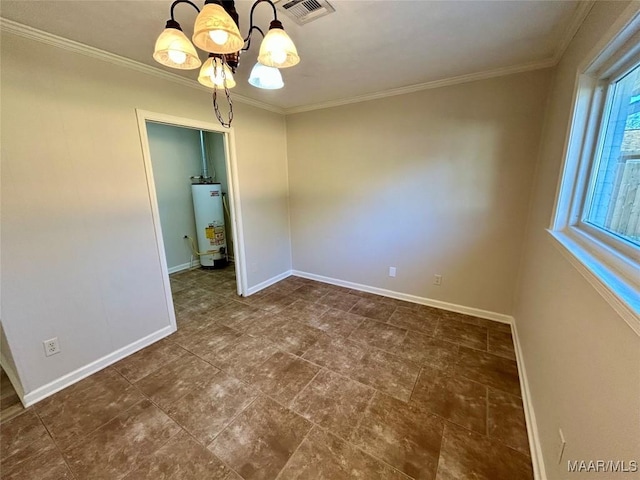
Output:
(274, 0), (335, 25)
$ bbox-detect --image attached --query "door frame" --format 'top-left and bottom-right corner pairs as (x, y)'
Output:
(136, 109), (248, 330)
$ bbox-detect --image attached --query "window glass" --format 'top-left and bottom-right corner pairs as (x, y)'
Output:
(585, 64), (640, 246)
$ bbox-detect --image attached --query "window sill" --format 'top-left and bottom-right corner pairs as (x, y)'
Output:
(547, 228), (640, 336)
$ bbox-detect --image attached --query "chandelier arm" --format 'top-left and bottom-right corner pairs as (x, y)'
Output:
(249, 0), (278, 24)
(242, 25), (265, 52)
(169, 0), (201, 20)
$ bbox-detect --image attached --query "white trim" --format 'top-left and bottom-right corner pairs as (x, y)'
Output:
(245, 270), (293, 296)
(511, 318), (547, 480)
(552, 1), (596, 65)
(0, 18), (285, 115)
(135, 110), (248, 304)
(167, 260), (201, 275)
(1, 6), (596, 119)
(284, 60), (556, 115)
(291, 270), (512, 324)
(22, 326), (174, 407)
(548, 230), (640, 336)
(0, 351), (25, 406)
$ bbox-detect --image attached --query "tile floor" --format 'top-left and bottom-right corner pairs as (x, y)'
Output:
(0, 268), (533, 480)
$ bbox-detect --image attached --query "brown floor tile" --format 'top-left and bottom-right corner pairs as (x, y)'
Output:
(435, 319), (488, 351)
(183, 294), (232, 317)
(114, 338), (187, 383)
(238, 292), (297, 314)
(317, 291), (362, 312)
(436, 423), (533, 480)
(245, 351), (320, 405)
(453, 347), (521, 397)
(281, 299), (330, 320)
(63, 399), (181, 479)
(348, 319), (407, 350)
(391, 333), (459, 371)
(440, 311), (512, 333)
(2, 447), (74, 480)
(488, 388), (530, 455)
(488, 330), (516, 360)
(208, 396), (312, 480)
(170, 313), (219, 347)
(302, 336), (368, 375)
(248, 316), (323, 356)
(3, 271), (534, 480)
(165, 371), (257, 445)
(351, 392), (444, 479)
(411, 371), (487, 435)
(303, 308), (365, 338)
(0, 410), (56, 464)
(387, 306), (439, 335)
(211, 301), (268, 332)
(290, 369), (374, 440)
(200, 334), (280, 380)
(278, 426), (409, 480)
(185, 323), (244, 359)
(355, 348), (421, 402)
(36, 368), (145, 450)
(134, 354), (220, 409)
(290, 283), (336, 302)
(349, 297), (397, 321)
(122, 430), (232, 479)
(303, 335), (419, 401)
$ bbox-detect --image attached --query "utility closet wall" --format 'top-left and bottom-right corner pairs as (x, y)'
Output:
(147, 123), (230, 272)
(286, 69), (552, 316)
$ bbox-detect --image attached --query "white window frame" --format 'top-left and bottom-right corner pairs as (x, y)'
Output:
(550, 6), (640, 336)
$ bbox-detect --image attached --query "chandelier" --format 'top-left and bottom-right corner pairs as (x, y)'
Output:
(153, 0), (300, 127)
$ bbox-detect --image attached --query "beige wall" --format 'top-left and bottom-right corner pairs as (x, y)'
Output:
(514, 1), (640, 478)
(0, 32), (290, 396)
(286, 70), (551, 315)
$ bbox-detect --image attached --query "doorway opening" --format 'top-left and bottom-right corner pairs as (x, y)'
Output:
(136, 110), (247, 332)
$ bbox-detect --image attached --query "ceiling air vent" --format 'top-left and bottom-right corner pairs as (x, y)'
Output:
(274, 0), (335, 25)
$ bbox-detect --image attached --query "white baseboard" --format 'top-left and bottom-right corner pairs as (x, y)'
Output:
(291, 270), (513, 324)
(511, 319), (547, 480)
(167, 260), (200, 274)
(245, 270), (293, 296)
(22, 325), (175, 407)
(0, 352), (26, 405)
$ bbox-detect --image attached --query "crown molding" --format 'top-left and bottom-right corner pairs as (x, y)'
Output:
(0, 18), (286, 115)
(2, 0), (595, 118)
(284, 58), (556, 115)
(552, 0), (596, 64)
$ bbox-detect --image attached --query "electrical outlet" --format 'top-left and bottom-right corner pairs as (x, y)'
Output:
(43, 337), (60, 357)
(388, 266), (396, 277)
(433, 274), (442, 286)
(557, 428), (566, 464)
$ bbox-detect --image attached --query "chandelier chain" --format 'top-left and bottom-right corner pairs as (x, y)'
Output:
(212, 55), (234, 128)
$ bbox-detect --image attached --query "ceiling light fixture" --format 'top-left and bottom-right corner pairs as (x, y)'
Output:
(153, 0), (300, 127)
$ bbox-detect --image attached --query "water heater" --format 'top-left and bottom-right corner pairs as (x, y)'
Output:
(191, 183), (227, 268)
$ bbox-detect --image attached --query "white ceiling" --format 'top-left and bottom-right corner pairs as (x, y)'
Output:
(0, 0), (584, 110)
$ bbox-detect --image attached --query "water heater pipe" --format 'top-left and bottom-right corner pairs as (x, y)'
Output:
(199, 130), (209, 179)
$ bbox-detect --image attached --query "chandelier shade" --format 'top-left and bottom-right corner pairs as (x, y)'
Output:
(153, 0), (301, 127)
(248, 62), (284, 89)
(257, 20), (299, 68)
(192, 3), (244, 54)
(198, 56), (237, 89)
(153, 21), (202, 70)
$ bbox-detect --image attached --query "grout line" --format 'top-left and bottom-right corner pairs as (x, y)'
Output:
(273, 423), (314, 480)
(205, 395), (260, 447)
(288, 367), (323, 408)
